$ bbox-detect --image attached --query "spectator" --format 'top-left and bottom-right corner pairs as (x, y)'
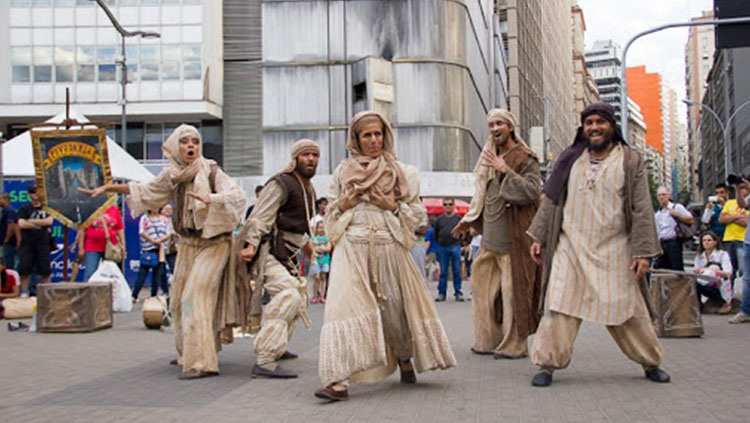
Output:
(653, 186), (694, 271)
(466, 228), (482, 280)
(692, 231), (733, 315)
(704, 183), (728, 239)
(17, 184), (53, 295)
(310, 221), (330, 304)
(310, 198), (328, 229)
(719, 183), (748, 285)
(434, 197), (464, 301)
(730, 178), (750, 324)
(0, 258), (21, 309)
(132, 209), (169, 301)
(159, 204), (178, 294)
(424, 218), (439, 281)
(0, 193), (21, 269)
(409, 215), (428, 283)
(76, 205), (125, 281)
(244, 185), (265, 221)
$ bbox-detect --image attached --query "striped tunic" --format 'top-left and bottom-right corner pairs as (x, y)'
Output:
(546, 145), (639, 325)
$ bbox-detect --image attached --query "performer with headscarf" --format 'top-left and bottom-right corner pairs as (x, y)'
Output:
(314, 111), (456, 402)
(81, 124), (246, 380)
(527, 103), (669, 387)
(452, 109), (542, 359)
(236, 139), (319, 379)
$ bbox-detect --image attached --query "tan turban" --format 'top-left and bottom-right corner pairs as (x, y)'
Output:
(281, 139), (320, 173)
(462, 108), (529, 224)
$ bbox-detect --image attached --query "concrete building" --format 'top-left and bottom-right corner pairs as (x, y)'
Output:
(541, 0), (575, 161)
(0, 0), (224, 172)
(571, 2), (600, 119)
(627, 65), (669, 185)
(585, 40), (623, 119)
(684, 10), (715, 200)
(627, 97), (647, 152)
(228, 0), (508, 196)
(701, 47), (750, 193)
(496, 0), (543, 143)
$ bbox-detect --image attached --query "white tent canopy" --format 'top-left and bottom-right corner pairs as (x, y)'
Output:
(2, 109), (154, 182)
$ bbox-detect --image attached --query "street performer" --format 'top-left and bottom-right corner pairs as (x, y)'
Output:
(452, 108), (542, 359)
(527, 103), (670, 387)
(81, 124), (246, 380)
(314, 111), (456, 402)
(236, 139), (319, 379)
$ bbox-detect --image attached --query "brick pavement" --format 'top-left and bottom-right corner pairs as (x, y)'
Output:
(2, 278), (749, 423)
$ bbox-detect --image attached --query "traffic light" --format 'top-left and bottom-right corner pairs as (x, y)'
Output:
(715, 0), (750, 49)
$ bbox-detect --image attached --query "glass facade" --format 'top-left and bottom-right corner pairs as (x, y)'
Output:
(108, 120), (223, 165)
(9, 0), (204, 103)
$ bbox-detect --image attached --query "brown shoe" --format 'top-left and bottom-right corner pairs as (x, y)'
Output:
(718, 302), (733, 315)
(314, 385), (348, 401)
(178, 369), (219, 380)
(399, 359), (417, 384)
(169, 359), (179, 366)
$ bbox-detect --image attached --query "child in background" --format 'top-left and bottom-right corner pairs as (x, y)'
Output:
(311, 221), (331, 304)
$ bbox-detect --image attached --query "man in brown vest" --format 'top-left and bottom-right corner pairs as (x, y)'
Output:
(452, 109), (542, 360)
(238, 139), (319, 379)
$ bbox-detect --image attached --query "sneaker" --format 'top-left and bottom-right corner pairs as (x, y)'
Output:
(311, 296), (319, 304)
(320, 296), (326, 304)
(718, 302), (733, 315)
(455, 294), (465, 302)
(435, 294), (446, 302)
(729, 312), (750, 324)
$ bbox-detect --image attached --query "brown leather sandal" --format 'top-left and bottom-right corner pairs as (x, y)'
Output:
(399, 359), (417, 384)
(314, 385), (348, 401)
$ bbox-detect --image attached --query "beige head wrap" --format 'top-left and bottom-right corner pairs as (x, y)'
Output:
(462, 108), (529, 224)
(338, 110), (409, 206)
(161, 124), (213, 231)
(281, 139), (320, 174)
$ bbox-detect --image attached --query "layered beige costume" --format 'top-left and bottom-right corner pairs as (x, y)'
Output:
(127, 124), (246, 374)
(236, 139), (318, 369)
(461, 109), (542, 357)
(318, 111), (456, 387)
(528, 144), (663, 371)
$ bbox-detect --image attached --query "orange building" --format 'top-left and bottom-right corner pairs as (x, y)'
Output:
(626, 66), (664, 153)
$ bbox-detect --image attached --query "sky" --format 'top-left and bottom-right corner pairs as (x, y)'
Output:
(577, 0), (714, 122)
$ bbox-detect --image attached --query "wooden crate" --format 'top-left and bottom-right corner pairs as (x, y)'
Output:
(37, 282), (113, 333)
(648, 274), (703, 337)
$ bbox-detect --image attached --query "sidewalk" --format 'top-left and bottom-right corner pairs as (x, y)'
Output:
(1, 279), (749, 423)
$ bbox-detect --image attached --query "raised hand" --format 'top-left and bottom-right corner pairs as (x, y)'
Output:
(451, 220), (470, 238)
(187, 191), (211, 204)
(480, 148), (508, 173)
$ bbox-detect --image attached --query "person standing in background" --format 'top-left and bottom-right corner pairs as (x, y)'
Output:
(0, 193), (21, 270)
(719, 183), (748, 286)
(434, 198), (463, 302)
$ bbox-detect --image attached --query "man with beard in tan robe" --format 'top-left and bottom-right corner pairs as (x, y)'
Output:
(527, 103), (670, 387)
(453, 109), (542, 360)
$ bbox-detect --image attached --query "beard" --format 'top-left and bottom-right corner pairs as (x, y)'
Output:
(586, 127), (615, 152)
(295, 161), (317, 178)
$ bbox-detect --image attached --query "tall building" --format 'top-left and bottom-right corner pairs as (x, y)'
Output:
(684, 10), (715, 200)
(626, 65), (667, 183)
(0, 0), (224, 172)
(571, 2), (600, 119)
(229, 0), (508, 195)
(541, 0), (575, 160)
(498, 0), (574, 168)
(496, 0), (543, 143)
(701, 47), (750, 192)
(585, 40), (623, 119)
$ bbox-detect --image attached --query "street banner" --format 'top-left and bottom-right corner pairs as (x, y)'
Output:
(30, 128), (115, 229)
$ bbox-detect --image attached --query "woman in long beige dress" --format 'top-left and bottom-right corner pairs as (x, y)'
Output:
(314, 111), (456, 401)
(81, 124), (246, 380)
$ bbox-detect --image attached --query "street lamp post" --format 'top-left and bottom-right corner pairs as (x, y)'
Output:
(683, 98), (750, 180)
(91, 0), (159, 150)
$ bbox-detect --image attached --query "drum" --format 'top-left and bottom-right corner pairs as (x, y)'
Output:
(142, 296), (167, 329)
(649, 273), (704, 337)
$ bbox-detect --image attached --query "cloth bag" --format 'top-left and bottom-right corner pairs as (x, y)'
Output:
(88, 260), (132, 312)
(2, 297), (37, 319)
(102, 216), (123, 263)
(672, 207), (697, 242)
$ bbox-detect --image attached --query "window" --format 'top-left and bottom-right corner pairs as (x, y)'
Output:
(12, 67), (31, 83)
(54, 0), (74, 5)
(77, 46), (95, 82)
(183, 44), (201, 79)
(32, 0), (51, 6)
(140, 63), (159, 81)
(77, 65), (95, 82)
(145, 123), (164, 160)
(34, 65), (52, 82)
(12, 0), (31, 6)
(98, 64), (116, 81)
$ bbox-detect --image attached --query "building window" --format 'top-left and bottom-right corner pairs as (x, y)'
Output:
(56, 65), (74, 82)
(11, 0), (31, 6)
(183, 44), (201, 80)
(77, 65), (95, 82)
(12, 66), (31, 83)
(98, 64), (116, 81)
(34, 65), (52, 82)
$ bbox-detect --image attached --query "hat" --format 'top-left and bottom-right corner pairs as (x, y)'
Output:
(581, 103), (617, 127)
